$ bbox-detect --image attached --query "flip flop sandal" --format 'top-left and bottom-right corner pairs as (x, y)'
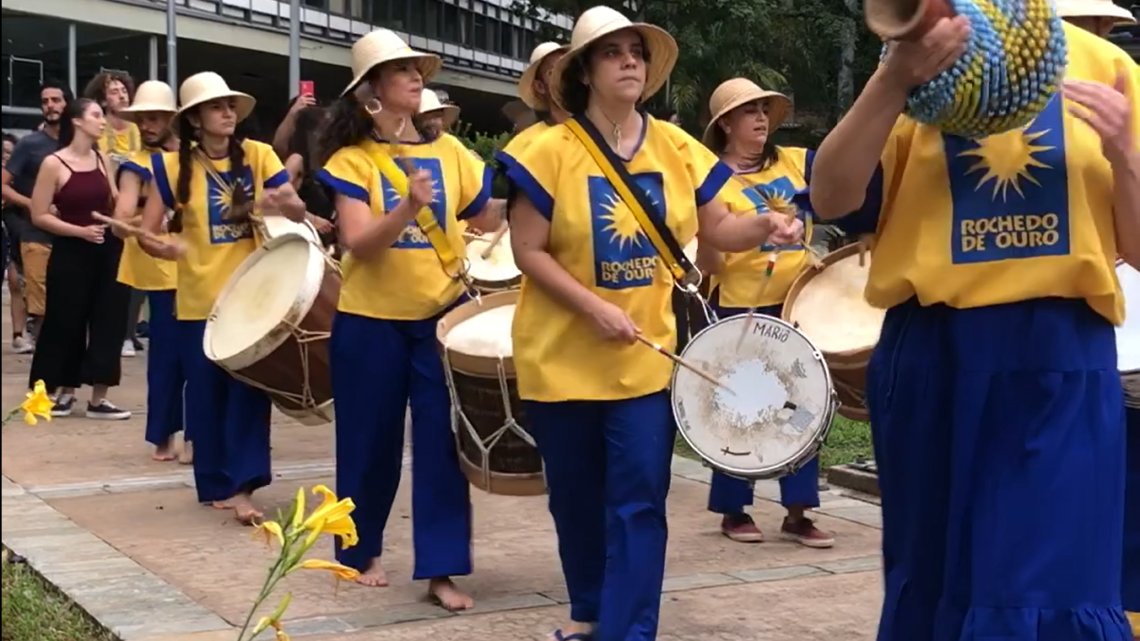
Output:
(553, 631), (593, 641)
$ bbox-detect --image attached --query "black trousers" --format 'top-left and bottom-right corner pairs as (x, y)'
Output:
(29, 236), (130, 391)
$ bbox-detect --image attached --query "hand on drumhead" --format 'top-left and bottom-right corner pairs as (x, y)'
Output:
(587, 299), (640, 344)
(766, 214), (804, 247)
(882, 16), (970, 91)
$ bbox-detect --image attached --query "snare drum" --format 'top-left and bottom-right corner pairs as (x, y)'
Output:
(204, 233), (341, 425)
(782, 243), (884, 422)
(465, 233), (522, 292)
(436, 291), (545, 495)
(1118, 260), (1140, 408)
(673, 314), (836, 480)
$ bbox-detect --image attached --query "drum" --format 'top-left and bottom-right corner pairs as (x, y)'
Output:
(436, 290), (544, 495)
(1118, 259), (1140, 409)
(259, 215), (321, 245)
(673, 314), (836, 480)
(204, 233), (341, 425)
(782, 243), (884, 422)
(465, 233), (521, 292)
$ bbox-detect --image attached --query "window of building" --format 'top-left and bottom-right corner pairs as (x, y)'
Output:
(442, 3), (459, 41)
(473, 13), (488, 51)
(326, 0), (364, 19)
(420, 0), (440, 38)
(500, 23), (515, 58)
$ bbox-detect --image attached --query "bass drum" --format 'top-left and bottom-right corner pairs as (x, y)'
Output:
(1118, 259), (1140, 408)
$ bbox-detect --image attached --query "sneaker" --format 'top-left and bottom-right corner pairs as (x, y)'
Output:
(131, 336), (145, 351)
(86, 400), (131, 420)
(11, 335), (34, 354)
(121, 339), (136, 357)
(51, 394), (76, 417)
(780, 516), (835, 549)
(720, 513), (764, 543)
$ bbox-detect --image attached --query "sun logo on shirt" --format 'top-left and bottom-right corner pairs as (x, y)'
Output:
(208, 177), (245, 218)
(760, 190), (796, 217)
(599, 193), (645, 250)
(957, 127), (1054, 201)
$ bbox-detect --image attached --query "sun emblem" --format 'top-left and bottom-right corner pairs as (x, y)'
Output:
(600, 193), (643, 250)
(957, 126), (1054, 201)
(759, 186), (796, 216)
(209, 177), (245, 218)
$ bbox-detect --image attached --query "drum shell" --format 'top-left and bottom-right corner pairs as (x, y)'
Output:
(436, 291), (545, 496)
(470, 272), (522, 294)
(783, 243), (875, 423)
(206, 236), (341, 424)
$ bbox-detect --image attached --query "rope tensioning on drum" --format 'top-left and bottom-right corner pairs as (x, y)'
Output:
(210, 312), (330, 411)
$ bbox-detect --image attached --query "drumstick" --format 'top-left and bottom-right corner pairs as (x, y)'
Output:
(479, 221), (510, 260)
(635, 334), (735, 394)
(91, 213), (185, 255)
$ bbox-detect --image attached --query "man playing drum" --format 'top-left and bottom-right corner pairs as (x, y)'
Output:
(504, 7), (802, 640)
(695, 77), (835, 548)
(495, 41), (570, 173)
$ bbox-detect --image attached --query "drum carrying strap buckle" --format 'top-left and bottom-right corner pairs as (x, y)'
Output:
(675, 276), (719, 327)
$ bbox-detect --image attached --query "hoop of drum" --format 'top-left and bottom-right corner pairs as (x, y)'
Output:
(201, 223), (1140, 494)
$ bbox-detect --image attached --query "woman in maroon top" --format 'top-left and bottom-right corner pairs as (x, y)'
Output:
(28, 97), (132, 420)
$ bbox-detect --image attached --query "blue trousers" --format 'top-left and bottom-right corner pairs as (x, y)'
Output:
(525, 390), (675, 641)
(1124, 407), (1139, 614)
(870, 298), (1131, 641)
(179, 320), (272, 504)
(143, 290), (185, 446)
(704, 298), (821, 514)
(330, 311), (472, 578)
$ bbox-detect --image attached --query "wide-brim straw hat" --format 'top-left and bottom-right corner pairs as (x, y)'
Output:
(702, 78), (792, 148)
(550, 6), (679, 110)
(519, 42), (569, 110)
(419, 89), (460, 129)
(177, 72), (255, 122)
(343, 29), (442, 97)
(120, 81), (177, 122)
(1055, 0), (1136, 22)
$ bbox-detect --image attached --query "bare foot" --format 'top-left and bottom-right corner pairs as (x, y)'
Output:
(211, 500), (232, 510)
(428, 577), (474, 612)
(178, 440), (193, 465)
(229, 493), (263, 526)
(152, 440), (176, 462)
(354, 557), (388, 587)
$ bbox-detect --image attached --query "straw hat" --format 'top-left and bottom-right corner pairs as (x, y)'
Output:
(702, 78), (792, 148)
(120, 81), (177, 122)
(550, 6), (678, 110)
(1055, 0), (1136, 22)
(177, 72), (255, 122)
(519, 42), (569, 110)
(419, 89), (460, 129)
(342, 29), (442, 97)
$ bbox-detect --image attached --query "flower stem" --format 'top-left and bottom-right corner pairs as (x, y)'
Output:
(236, 538), (294, 641)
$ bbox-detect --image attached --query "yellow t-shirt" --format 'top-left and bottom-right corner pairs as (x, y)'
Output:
(98, 122), (141, 169)
(712, 147), (814, 309)
(117, 149), (177, 291)
(505, 117), (734, 402)
(835, 23), (1138, 326)
(318, 133), (492, 321)
(495, 121), (551, 171)
(152, 139), (289, 320)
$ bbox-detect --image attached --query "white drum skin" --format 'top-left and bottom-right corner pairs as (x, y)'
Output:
(1117, 260), (1140, 408)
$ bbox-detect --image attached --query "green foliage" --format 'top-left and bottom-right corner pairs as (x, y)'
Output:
(2, 552), (118, 641)
(454, 121), (513, 198)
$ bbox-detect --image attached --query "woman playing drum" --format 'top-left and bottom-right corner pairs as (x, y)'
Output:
(809, 16), (1139, 641)
(503, 7), (802, 640)
(316, 30), (501, 610)
(138, 72), (306, 524)
(695, 77), (835, 548)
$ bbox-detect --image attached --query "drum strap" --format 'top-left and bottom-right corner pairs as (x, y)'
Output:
(363, 148), (469, 283)
(564, 116), (700, 291)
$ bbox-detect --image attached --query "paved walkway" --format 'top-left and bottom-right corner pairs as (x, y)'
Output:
(0, 307), (886, 641)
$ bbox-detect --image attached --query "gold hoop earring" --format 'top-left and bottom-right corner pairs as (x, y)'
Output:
(364, 99), (383, 116)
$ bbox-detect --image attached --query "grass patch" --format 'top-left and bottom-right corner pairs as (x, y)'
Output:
(1, 550), (119, 641)
(673, 415), (872, 470)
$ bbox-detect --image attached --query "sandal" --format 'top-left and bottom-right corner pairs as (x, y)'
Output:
(552, 631), (593, 641)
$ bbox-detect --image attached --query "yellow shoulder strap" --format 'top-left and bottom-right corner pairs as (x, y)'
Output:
(563, 118), (689, 284)
(362, 147), (463, 277)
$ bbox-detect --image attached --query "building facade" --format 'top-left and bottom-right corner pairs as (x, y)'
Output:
(2, 0), (571, 137)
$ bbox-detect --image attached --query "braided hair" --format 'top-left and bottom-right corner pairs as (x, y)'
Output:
(170, 110), (248, 233)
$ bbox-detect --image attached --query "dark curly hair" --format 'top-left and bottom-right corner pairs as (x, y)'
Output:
(287, 105), (328, 179)
(169, 110), (248, 233)
(83, 72), (135, 108)
(321, 68), (439, 165)
(556, 34), (653, 115)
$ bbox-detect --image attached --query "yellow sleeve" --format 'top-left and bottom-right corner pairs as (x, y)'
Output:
(658, 121), (733, 206)
(443, 134), (492, 221)
(120, 149), (155, 185)
(316, 147), (375, 206)
(502, 125), (565, 220)
(151, 151), (180, 210)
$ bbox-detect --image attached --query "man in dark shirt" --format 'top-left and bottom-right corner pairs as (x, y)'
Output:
(1, 80), (70, 340)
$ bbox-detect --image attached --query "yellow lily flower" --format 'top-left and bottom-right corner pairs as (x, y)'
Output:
(21, 381), (54, 426)
(297, 558), (360, 581)
(301, 485), (359, 549)
(290, 487), (305, 530)
(252, 520), (285, 547)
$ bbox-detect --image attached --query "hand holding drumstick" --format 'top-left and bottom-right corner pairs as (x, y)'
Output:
(92, 213), (186, 259)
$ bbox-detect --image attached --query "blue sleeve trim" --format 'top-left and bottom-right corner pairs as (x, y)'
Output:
(833, 162), (885, 237)
(493, 149), (517, 177)
(458, 165), (493, 221)
(263, 169), (290, 189)
(504, 162), (554, 221)
(695, 160), (733, 207)
(119, 160), (153, 184)
(150, 153), (174, 210)
(315, 168), (369, 205)
(796, 149), (817, 223)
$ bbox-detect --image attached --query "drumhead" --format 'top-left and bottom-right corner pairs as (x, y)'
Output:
(1119, 260), (1140, 375)
(466, 234), (520, 283)
(437, 290), (519, 378)
(262, 215), (319, 244)
(204, 233), (328, 369)
(786, 247), (884, 355)
(673, 315), (834, 479)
